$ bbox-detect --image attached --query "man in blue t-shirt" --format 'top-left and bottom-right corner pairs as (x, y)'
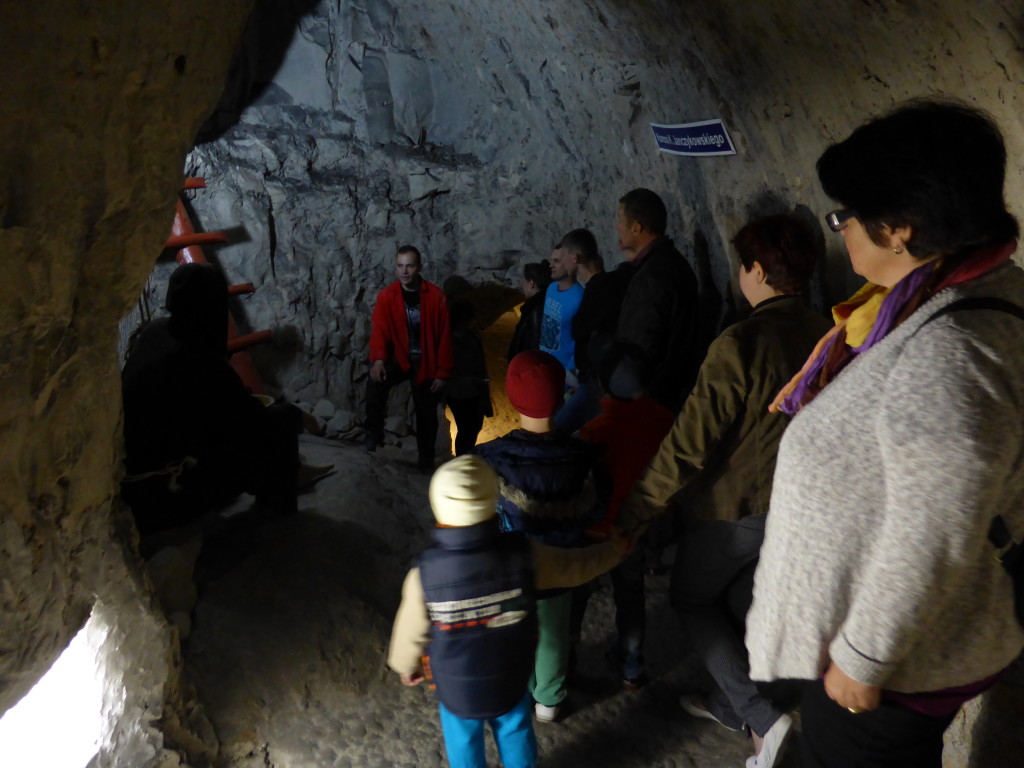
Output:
(539, 231), (586, 375)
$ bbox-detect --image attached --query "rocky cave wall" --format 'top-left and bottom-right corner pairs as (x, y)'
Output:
(177, 0), (715, 428)
(0, 3), (251, 767)
(177, 0), (1024, 430)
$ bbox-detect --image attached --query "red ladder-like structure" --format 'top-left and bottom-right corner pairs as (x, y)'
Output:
(166, 177), (271, 393)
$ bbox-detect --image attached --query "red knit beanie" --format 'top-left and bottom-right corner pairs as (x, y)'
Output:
(506, 351), (565, 418)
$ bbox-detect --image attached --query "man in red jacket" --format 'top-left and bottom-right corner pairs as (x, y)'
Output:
(366, 245), (454, 471)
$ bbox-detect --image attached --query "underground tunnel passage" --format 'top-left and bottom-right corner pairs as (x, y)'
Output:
(4, 2), (1024, 767)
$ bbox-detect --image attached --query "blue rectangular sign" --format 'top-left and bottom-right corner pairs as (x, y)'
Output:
(650, 119), (736, 157)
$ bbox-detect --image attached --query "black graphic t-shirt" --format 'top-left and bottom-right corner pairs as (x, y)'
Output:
(402, 287), (422, 359)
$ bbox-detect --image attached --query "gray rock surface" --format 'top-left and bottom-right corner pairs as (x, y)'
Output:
(325, 410), (357, 439)
(181, 0), (719, 416)
(146, 536), (203, 639)
(180, 0), (1024, 424)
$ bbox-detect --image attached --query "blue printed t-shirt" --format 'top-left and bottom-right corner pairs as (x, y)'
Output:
(539, 281), (584, 371)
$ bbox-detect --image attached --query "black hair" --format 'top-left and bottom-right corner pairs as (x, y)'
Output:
(619, 188), (668, 236)
(448, 298), (476, 330)
(523, 260), (552, 289)
(733, 215), (819, 295)
(816, 99), (1018, 257)
(557, 228), (600, 266)
(165, 262), (229, 351)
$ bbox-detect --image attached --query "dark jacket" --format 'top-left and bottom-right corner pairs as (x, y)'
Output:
(418, 522), (537, 719)
(613, 237), (700, 411)
(507, 291), (546, 361)
(619, 295), (831, 531)
(572, 266), (633, 374)
(447, 325), (490, 402)
(474, 430), (600, 547)
(121, 317), (267, 478)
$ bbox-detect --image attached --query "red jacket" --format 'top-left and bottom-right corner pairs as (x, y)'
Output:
(578, 396), (674, 528)
(369, 279), (454, 384)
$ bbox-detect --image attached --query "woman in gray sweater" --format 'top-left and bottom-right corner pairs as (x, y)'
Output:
(746, 101), (1024, 768)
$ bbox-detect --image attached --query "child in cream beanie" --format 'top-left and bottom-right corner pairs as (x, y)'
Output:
(428, 454), (499, 527)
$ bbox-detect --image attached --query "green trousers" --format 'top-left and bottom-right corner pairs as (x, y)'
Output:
(529, 592), (572, 706)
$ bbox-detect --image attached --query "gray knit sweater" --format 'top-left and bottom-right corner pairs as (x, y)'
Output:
(748, 262), (1024, 692)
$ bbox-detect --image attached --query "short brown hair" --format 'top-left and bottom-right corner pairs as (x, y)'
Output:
(557, 228), (600, 268)
(732, 215), (818, 296)
(396, 244), (421, 264)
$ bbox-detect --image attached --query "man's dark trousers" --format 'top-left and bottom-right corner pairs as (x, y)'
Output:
(365, 359), (439, 467)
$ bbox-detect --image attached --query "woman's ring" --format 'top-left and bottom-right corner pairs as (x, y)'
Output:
(847, 707), (865, 714)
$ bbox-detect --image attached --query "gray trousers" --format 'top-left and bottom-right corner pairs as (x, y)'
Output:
(670, 514), (782, 737)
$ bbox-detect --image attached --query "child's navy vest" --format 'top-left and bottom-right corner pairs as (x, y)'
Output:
(418, 520), (537, 719)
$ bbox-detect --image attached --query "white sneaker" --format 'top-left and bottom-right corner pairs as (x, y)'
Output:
(534, 702), (559, 722)
(679, 695), (743, 732)
(746, 713), (793, 768)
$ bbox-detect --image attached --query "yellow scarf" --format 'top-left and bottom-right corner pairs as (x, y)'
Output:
(833, 282), (890, 347)
(768, 282), (888, 413)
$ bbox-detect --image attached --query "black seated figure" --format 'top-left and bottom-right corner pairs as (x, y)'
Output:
(445, 298), (492, 455)
(121, 263), (300, 533)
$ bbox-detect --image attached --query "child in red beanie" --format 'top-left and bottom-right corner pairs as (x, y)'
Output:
(473, 351), (603, 722)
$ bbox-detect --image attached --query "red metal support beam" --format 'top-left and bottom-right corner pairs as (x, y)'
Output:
(170, 188), (269, 393)
(165, 231), (229, 250)
(228, 330), (274, 354)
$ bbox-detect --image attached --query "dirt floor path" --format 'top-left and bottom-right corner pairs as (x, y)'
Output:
(182, 435), (790, 768)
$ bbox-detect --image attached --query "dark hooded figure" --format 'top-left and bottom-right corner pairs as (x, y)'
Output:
(121, 263), (300, 533)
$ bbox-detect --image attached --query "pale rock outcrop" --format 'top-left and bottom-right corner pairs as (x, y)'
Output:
(1, 3), (252, 766)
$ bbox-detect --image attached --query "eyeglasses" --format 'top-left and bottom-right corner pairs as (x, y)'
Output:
(825, 209), (857, 232)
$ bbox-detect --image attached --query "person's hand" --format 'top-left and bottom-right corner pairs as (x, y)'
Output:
(607, 527), (636, 558)
(430, 378), (445, 393)
(370, 360), (386, 383)
(824, 660), (881, 713)
(400, 671), (424, 686)
(614, 492), (651, 538)
(585, 520), (613, 540)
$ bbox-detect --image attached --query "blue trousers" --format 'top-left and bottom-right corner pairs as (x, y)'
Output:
(553, 371), (602, 435)
(438, 692), (537, 768)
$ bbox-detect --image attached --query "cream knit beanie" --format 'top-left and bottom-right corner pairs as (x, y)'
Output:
(428, 455), (499, 527)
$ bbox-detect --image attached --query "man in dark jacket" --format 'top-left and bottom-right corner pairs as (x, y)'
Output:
(121, 263), (301, 532)
(580, 188), (701, 687)
(554, 230), (632, 434)
(607, 188), (701, 412)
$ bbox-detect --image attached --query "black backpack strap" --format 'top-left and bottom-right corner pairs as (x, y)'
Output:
(919, 296), (1024, 328)
(990, 515), (1018, 552)
(916, 296), (1024, 558)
